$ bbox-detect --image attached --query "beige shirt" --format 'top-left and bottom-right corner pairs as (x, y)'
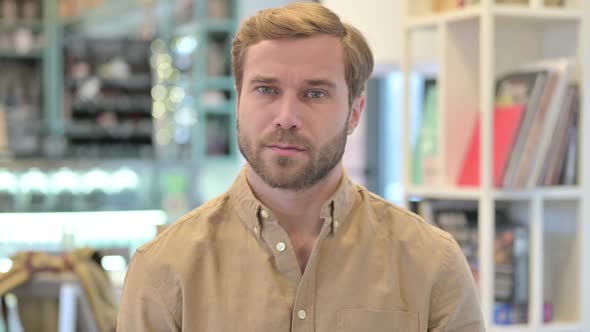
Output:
(117, 169), (484, 331)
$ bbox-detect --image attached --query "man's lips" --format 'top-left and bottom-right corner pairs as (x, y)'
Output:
(266, 144), (306, 157)
(267, 144), (305, 151)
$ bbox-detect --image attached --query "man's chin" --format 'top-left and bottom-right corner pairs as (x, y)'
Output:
(262, 163), (303, 178)
(258, 165), (308, 189)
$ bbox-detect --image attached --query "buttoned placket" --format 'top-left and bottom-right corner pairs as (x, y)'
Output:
(259, 208), (302, 285)
(257, 205), (336, 332)
(290, 212), (334, 332)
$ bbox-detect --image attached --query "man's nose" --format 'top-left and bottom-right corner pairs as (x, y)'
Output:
(274, 92), (303, 130)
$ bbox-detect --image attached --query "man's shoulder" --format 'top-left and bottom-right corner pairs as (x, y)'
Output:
(357, 186), (455, 248)
(135, 192), (232, 257)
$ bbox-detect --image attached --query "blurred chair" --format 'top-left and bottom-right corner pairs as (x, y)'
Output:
(0, 249), (118, 332)
(10, 272), (99, 332)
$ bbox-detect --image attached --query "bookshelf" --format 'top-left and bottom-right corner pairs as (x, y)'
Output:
(0, 0), (243, 258)
(401, 0), (589, 330)
(164, 0), (242, 202)
(0, 0), (62, 157)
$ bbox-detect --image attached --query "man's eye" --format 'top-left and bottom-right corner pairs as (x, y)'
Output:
(305, 90), (326, 99)
(256, 86), (276, 94)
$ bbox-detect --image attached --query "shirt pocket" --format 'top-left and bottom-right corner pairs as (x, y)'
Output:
(336, 308), (420, 332)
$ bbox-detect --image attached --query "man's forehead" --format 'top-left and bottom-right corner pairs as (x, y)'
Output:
(242, 35), (346, 83)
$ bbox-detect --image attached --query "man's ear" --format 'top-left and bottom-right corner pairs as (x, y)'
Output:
(347, 94), (366, 135)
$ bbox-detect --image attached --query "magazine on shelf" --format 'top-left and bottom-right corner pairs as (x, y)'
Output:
(521, 58), (575, 187)
(455, 57), (578, 188)
(538, 85), (579, 186)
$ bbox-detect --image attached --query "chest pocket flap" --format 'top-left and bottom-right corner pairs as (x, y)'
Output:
(336, 309), (420, 332)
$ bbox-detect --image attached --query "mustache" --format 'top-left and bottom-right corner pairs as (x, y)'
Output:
(261, 129), (312, 150)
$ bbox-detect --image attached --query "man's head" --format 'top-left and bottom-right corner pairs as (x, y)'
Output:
(232, 2), (373, 105)
(233, 3), (374, 190)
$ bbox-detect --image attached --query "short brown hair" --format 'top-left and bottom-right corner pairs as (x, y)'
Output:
(231, 2), (374, 105)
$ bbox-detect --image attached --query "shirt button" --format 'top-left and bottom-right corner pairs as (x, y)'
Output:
(334, 220), (340, 228)
(298, 309), (307, 320)
(276, 242), (286, 252)
(260, 209), (269, 219)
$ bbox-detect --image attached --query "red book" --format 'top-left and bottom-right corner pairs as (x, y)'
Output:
(457, 105), (526, 187)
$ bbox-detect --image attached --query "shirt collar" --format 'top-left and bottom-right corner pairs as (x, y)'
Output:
(229, 166), (357, 235)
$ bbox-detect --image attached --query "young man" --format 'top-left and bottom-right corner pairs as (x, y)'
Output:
(117, 3), (484, 331)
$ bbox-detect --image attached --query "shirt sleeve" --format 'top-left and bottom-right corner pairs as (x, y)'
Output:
(116, 250), (180, 332)
(428, 237), (485, 332)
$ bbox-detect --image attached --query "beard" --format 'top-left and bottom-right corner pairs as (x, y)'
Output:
(238, 120), (349, 191)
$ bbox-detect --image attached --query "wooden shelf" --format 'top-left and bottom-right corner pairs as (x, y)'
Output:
(174, 19), (235, 36)
(489, 324), (529, 332)
(406, 5), (482, 29)
(406, 186), (481, 200)
(493, 5), (583, 21)
(407, 186), (581, 201)
(406, 4), (582, 30)
(539, 322), (584, 332)
(493, 187), (581, 200)
(61, 0), (144, 26)
(402, 0), (589, 329)
(0, 20), (43, 31)
(0, 50), (42, 59)
(489, 322), (583, 332)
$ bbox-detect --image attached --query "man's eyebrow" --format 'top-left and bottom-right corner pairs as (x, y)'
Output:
(248, 76), (279, 84)
(304, 79), (337, 89)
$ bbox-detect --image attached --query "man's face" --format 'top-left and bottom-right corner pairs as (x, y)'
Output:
(237, 35), (364, 190)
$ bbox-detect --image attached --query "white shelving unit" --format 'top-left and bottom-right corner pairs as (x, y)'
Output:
(400, 0), (589, 331)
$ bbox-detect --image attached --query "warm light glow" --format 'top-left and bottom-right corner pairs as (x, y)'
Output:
(20, 169), (49, 193)
(169, 87), (186, 103)
(81, 169), (111, 193)
(50, 168), (81, 193)
(112, 168), (140, 191)
(174, 36), (198, 55)
(101, 255), (127, 271)
(0, 258), (12, 273)
(0, 170), (18, 192)
(152, 101), (167, 118)
(175, 107), (197, 126)
(0, 211), (167, 248)
(151, 84), (167, 101)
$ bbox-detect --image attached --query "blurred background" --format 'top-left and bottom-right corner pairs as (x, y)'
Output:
(0, 0), (588, 331)
(0, 0), (404, 261)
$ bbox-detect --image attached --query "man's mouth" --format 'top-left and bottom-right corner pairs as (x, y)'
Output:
(266, 144), (306, 156)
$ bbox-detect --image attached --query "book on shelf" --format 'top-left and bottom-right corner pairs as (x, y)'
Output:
(457, 105), (527, 187)
(519, 58), (575, 187)
(494, 217), (529, 325)
(435, 209), (479, 268)
(0, 59), (42, 157)
(560, 102), (579, 185)
(412, 80), (439, 185)
(412, 201), (530, 307)
(501, 69), (551, 188)
(64, 38), (154, 158)
(457, 68), (544, 187)
(455, 58), (578, 188)
(538, 84), (579, 186)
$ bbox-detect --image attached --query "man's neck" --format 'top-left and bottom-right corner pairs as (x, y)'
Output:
(245, 164), (343, 234)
